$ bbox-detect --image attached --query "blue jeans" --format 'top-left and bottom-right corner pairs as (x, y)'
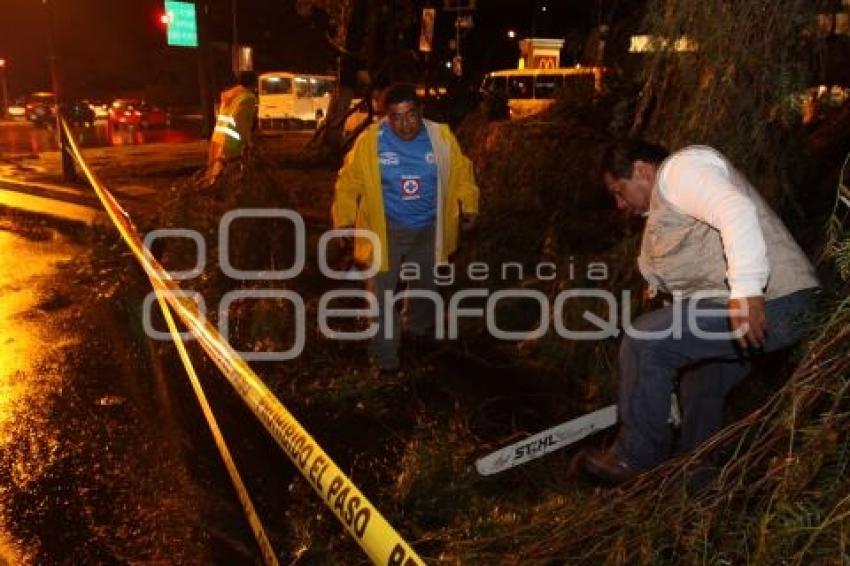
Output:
(615, 288), (818, 470)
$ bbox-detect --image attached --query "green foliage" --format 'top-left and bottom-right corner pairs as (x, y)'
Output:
(153, 153), (302, 354)
(824, 154), (850, 281)
(446, 4), (850, 564)
(295, 0), (355, 46)
(445, 154), (850, 562)
(637, 0), (818, 203)
(454, 99), (643, 395)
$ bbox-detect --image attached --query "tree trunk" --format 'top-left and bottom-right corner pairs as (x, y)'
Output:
(321, 0), (368, 155)
(322, 82), (355, 153)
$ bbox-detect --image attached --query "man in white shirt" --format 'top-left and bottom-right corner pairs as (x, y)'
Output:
(584, 139), (820, 484)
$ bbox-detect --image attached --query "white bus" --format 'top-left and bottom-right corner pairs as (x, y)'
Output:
(480, 67), (607, 119)
(257, 72), (336, 131)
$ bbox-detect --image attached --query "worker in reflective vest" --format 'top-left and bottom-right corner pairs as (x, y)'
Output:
(206, 71), (258, 183)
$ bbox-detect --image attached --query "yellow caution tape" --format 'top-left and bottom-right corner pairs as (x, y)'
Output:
(154, 289), (280, 566)
(61, 122), (425, 566)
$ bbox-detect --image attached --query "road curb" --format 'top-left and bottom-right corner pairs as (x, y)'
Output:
(0, 203), (99, 240)
(0, 177), (108, 235)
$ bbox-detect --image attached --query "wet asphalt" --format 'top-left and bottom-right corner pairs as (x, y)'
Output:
(0, 128), (353, 565)
(0, 119), (202, 156)
(0, 222), (257, 564)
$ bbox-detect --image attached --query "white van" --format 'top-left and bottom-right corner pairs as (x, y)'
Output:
(480, 67), (607, 119)
(258, 72), (336, 130)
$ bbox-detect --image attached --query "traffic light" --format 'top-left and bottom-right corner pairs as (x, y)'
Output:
(0, 59), (6, 69)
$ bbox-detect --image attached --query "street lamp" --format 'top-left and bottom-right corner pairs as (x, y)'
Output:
(506, 31), (523, 69)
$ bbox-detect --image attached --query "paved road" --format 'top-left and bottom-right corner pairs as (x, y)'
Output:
(0, 212), (272, 563)
(0, 118), (202, 155)
(0, 136), (340, 562)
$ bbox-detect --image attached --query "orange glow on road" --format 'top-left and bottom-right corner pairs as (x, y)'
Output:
(0, 230), (77, 424)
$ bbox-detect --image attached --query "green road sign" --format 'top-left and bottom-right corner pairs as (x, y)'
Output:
(165, 1), (198, 48)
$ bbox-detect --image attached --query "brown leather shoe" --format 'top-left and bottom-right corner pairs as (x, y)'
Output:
(582, 448), (644, 485)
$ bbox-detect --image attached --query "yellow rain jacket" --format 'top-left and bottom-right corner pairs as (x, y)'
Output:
(332, 119), (480, 272)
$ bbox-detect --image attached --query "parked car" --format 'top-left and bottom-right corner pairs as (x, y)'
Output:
(6, 98), (26, 119)
(86, 100), (110, 120)
(108, 99), (169, 129)
(60, 100), (96, 127)
(25, 92), (57, 127)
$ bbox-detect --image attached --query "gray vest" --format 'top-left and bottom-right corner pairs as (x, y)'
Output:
(638, 149), (819, 300)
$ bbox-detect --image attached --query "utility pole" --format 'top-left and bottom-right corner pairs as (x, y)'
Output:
(197, 0), (213, 138)
(0, 59), (9, 119)
(43, 0), (77, 182)
(450, 5), (475, 77)
(231, 0), (238, 74)
(531, 0), (537, 39)
(163, 0), (212, 136)
(455, 14), (462, 76)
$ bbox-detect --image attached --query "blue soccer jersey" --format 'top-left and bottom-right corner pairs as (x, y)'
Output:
(378, 121), (438, 230)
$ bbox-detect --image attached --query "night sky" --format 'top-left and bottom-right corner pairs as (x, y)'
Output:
(0, 0), (603, 103)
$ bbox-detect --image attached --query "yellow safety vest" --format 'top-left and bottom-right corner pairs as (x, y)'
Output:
(211, 86), (257, 160)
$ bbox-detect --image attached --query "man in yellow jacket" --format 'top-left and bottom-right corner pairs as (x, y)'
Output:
(205, 71), (257, 184)
(332, 83), (480, 374)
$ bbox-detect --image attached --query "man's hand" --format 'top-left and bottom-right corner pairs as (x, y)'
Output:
(461, 215), (478, 234)
(729, 296), (768, 350)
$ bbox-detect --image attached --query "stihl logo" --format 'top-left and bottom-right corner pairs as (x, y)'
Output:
(514, 435), (555, 459)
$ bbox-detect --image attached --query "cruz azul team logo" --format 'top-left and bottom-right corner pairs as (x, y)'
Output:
(401, 175), (421, 200)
